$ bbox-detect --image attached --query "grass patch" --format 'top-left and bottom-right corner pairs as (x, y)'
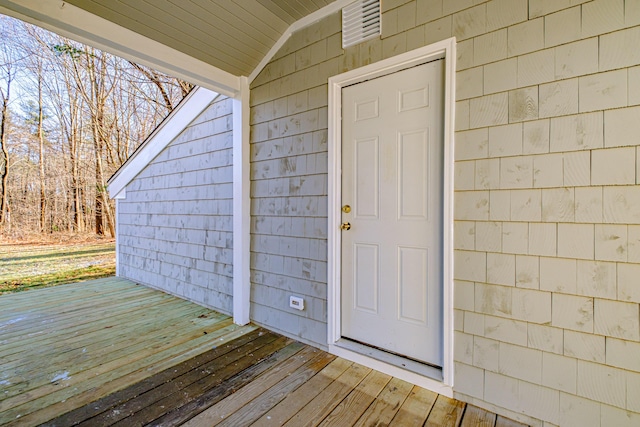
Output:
(0, 240), (116, 295)
(0, 264), (116, 294)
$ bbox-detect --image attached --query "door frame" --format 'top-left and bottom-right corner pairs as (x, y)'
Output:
(327, 38), (456, 395)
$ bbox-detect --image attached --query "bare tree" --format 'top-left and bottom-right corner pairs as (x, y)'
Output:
(0, 70), (11, 227)
(0, 19), (18, 230)
(1, 17), (191, 238)
(82, 47), (115, 236)
(36, 63), (46, 232)
(49, 62), (85, 232)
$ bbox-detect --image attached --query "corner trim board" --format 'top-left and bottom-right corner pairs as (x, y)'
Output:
(232, 77), (251, 326)
(327, 37), (457, 393)
(115, 198), (121, 277)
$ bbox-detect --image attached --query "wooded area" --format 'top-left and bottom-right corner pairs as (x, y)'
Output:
(0, 16), (191, 239)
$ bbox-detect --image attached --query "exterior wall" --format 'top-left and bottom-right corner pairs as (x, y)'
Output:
(249, 15), (338, 347)
(251, 1), (640, 425)
(118, 96), (234, 314)
(450, 1), (640, 425)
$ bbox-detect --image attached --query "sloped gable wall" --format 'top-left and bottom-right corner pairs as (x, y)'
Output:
(117, 96), (234, 314)
(250, 0), (640, 425)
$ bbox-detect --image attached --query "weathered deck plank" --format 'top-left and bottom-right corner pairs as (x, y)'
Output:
(461, 405), (497, 427)
(0, 278), (138, 314)
(0, 318), (236, 413)
(109, 335), (291, 427)
(282, 363), (372, 427)
(0, 289), (157, 343)
(352, 377), (414, 426)
(154, 342), (308, 427)
(390, 385), (438, 426)
(425, 394), (466, 427)
(0, 293), (180, 354)
(1, 303), (216, 384)
(0, 284), (173, 350)
(42, 328), (278, 427)
(211, 350), (335, 426)
(0, 278), (528, 426)
(2, 322), (254, 426)
(318, 369), (392, 426)
(0, 278), (256, 426)
(248, 358), (354, 427)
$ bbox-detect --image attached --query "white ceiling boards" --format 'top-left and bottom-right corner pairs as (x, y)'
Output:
(62, 0), (336, 77)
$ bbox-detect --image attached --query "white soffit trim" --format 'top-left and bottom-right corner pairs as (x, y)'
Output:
(113, 188), (126, 200)
(248, 0), (353, 83)
(0, 0), (241, 97)
(107, 86), (219, 198)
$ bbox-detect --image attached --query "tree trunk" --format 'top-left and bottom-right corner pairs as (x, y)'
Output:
(0, 84), (9, 227)
(37, 76), (46, 233)
(71, 145), (84, 232)
(127, 61), (174, 112)
(71, 101), (84, 232)
(94, 134), (103, 235)
(87, 52), (115, 237)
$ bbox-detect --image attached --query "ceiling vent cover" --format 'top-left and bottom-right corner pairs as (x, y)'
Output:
(342, 0), (381, 48)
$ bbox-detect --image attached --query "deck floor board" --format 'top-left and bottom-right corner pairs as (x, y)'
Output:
(248, 357), (354, 427)
(352, 376), (414, 426)
(461, 405), (498, 427)
(389, 385), (438, 426)
(155, 342), (308, 427)
(0, 278), (528, 426)
(189, 347), (330, 426)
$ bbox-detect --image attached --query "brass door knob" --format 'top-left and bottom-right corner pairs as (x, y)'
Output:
(340, 222), (351, 231)
(342, 205), (351, 213)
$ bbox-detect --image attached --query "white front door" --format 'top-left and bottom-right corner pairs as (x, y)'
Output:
(340, 59), (444, 367)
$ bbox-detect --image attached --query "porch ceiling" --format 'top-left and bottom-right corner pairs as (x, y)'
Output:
(63, 0), (336, 77)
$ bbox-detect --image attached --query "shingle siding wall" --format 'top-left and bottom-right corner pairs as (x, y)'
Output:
(450, 1), (640, 425)
(251, 0), (640, 425)
(249, 14), (339, 347)
(118, 96), (234, 314)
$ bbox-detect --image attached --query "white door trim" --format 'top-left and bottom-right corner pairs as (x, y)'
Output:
(327, 38), (456, 395)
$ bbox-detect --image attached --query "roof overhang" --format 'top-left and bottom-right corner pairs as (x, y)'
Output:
(0, 0), (241, 96)
(0, 0), (353, 95)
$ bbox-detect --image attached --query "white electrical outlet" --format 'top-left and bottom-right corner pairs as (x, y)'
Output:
(289, 296), (304, 310)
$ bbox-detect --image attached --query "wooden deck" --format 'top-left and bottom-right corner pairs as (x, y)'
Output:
(0, 278), (527, 426)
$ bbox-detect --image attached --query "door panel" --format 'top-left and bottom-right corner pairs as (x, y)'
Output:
(398, 130), (429, 219)
(341, 59), (444, 367)
(354, 137), (379, 219)
(398, 246), (429, 325)
(354, 243), (379, 314)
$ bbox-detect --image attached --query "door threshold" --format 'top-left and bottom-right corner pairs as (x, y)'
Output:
(334, 338), (443, 382)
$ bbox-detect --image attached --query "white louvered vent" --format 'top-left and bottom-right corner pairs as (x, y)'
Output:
(342, 0), (381, 48)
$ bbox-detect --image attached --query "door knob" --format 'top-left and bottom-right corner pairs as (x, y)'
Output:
(342, 205), (351, 213)
(340, 222), (351, 231)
